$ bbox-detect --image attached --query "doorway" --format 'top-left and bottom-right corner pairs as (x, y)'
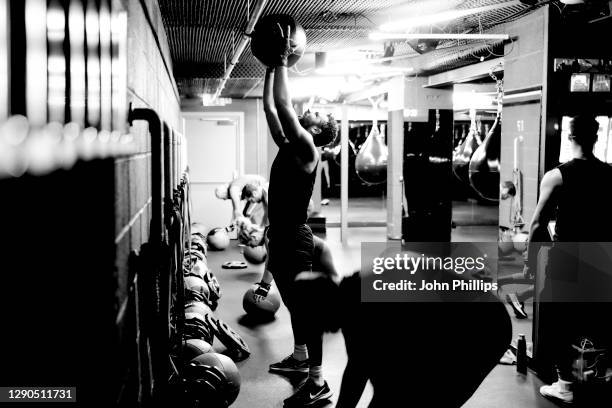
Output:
(183, 111), (244, 230)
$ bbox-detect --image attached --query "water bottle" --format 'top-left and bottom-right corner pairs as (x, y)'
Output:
(517, 334), (527, 374)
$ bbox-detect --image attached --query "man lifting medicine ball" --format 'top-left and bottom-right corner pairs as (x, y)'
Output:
(254, 20), (338, 405)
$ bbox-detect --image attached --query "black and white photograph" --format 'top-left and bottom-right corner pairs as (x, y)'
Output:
(1, 0), (612, 407)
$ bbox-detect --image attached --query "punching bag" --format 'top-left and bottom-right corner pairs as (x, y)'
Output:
(469, 116), (501, 201)
(323, 133), (356, 167)
(452, 113), (482, 186)
(355, 123), (388, 185)
(455, 124), (467, 151)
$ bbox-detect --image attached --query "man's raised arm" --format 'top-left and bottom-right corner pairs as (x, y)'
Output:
(273, 64), (317, 170)
(263, 68), (287, 147)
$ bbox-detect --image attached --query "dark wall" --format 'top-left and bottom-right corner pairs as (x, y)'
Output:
(403, 109), (454, 241)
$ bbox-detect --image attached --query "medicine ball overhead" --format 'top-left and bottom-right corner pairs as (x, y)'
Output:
(250, 14), (306, 68)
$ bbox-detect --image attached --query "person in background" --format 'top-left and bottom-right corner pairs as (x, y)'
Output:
(523, 114), (612, 404)
(214, 174), (268, 225)
(238, 181), (270, 247)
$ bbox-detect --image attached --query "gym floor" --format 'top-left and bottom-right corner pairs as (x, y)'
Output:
(208, 227), (559, 408)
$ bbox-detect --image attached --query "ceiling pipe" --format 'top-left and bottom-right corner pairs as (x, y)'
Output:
(212, 0), (268, 100)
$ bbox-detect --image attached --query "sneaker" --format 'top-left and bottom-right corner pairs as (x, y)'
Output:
(540, 379), (573, 403)
(269, 355), (309, 374)
(506, 293), (528, 319)
(284, 379), (332, 407)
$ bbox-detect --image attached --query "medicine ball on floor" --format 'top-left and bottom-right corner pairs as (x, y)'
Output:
(243, 284), (281, 319)
(185, 301), (213, 318)
(185, 276), (210, 301)
(190, 353), (241, 405)
(207, 227), (230, 251)
(191, 232), (208, 256)
(243, 245), (267, 265)
(188, 258), (209, 280)
(182, 361), (229, 408)
(184, 313), (214, 344)
(183, 339), (214, 361)
(185, 288), (208, 303)
(250, 14), (306, 68)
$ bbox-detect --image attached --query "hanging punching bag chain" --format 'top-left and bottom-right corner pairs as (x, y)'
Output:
(489, 63), (504, 117)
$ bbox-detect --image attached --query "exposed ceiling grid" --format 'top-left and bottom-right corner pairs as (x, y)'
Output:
(158, 0), (539, 98)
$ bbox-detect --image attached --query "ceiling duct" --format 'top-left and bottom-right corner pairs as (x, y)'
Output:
(212, 0), (268, 100)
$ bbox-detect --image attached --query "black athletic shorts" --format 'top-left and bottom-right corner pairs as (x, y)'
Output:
(265, 224), (314, 282)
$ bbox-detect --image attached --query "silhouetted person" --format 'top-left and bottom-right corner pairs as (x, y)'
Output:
(294, 246), (511, 408)
(525, 114), (612, 403)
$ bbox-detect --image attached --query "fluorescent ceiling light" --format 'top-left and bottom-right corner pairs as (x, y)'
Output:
(370, 32), (510, 41)
(315, 64), (413, 76)
(201, 94), (231, 106)
(289, 76), (366, 100)
(379, 0), (521, 31)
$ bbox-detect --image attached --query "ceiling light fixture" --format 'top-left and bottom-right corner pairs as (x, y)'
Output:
(289, 76), (366, 100)
(315, 60), (414, 76)
(201, 94), (231, 106)
(379, 0), (522, 32)
(370, 32), (510, 41)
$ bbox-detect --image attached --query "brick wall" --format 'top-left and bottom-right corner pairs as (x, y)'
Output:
(114, 0), (180, 313)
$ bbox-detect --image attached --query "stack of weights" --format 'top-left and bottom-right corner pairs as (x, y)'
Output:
(183, 229), (219, 352)
(183, 353), (241, 408)
(181, 225), (249, 407)
(185, 231), (221, 310)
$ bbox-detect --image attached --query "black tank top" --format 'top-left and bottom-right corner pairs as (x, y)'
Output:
(268, 144), (317, 226)
(555, 158), (612, 241)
